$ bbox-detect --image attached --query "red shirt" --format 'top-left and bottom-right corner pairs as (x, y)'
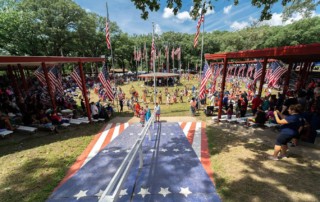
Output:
(251, 97), (262, 110)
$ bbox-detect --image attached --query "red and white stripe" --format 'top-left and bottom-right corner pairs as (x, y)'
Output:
(106, 20), (111, 49)
(58, 122), (214, 187)
(268, 67), (287, 87)
(194, 15), (204, 48)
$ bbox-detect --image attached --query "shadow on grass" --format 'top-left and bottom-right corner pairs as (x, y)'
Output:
(206, 124), (320, 201)
(0, 157), (69, 202)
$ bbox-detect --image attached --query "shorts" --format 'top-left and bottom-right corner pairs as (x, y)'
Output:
(275, 133), (294, 145)
(156, 114), (160, 117)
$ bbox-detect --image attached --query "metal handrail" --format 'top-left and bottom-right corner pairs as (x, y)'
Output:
(99, 112), (156, 202)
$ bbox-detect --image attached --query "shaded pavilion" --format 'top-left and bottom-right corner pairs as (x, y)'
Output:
(204, 43), (320, 118)
(0, 56), (105, 122)
(138, 72), (180, 86)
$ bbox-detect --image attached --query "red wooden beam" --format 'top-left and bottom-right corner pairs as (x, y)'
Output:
(218, 57), (228, 119)
(0, 56), (105, 64)
(78, 62), (92, 123)
(205, 43), (320, 62)
(18, 64), (28, 91)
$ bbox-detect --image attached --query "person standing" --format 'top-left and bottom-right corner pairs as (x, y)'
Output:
(154, 103), (160, 122)
(139, 107), (146, 127)
(145, 105), (151, 122)
(269, 104), (303, 160)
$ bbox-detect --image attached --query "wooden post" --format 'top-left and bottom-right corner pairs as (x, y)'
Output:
(42, 62), (56, 110)
(282, 62), (293, 95)
(7, 65), (22, 100)
(18, 64), (28, 91)
(78, 61), (92, 122)
(218, 57), (228, 119)
(258, 58), (268, 97)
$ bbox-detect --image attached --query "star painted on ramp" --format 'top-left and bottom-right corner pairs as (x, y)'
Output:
(129, 133), (134, 136)
(162, 133), (166, 135)
(74, 190), (88, 200)
(173, 148), (180, 152)
(119, 189), (128, 198)
(102, 150), (109, 153)
(160, 148), (168, 152)
(179, 187), (192, 197)
(126, 149), (131, 153)
(185, 148), (192, 152)
(138, 187), (150, 198)
(150, 149), (155, 152)
(170, 133), (174, 135)
(95, 189), (104, 199)
(159, 187), (171, 197)
(113, 150), (121, 153)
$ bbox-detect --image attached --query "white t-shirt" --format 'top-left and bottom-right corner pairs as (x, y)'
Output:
(154, 105), (160, 114)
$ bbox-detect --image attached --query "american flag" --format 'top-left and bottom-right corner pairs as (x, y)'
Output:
(211, 65), (220, 93)
(98, 66), (114, 101)
(171, 48), (174, 60)
(238, 65), (246, 77)
(105, 20), (111, 49)
(253, 62), (263, 83)
(268, 62), (287, 87)
(34, 67), (47, 86)
(194, 14), (204, 48)
(246, 65), (255, 78)
(133, 47), (137, 61)
(71, 67), (83, 92)
(174, 47), (181, 60)
(49, 67), (64, 96)
(199, 61), (212, 100)
(150, 37), (156, 67)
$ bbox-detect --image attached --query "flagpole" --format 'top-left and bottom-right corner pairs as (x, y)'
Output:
(106, 2), (118, 111)
(166, 44), (169, 73)
(179, 46), (181, 77)
(200, 14), (205, 79)
(152, 22), (156, 104)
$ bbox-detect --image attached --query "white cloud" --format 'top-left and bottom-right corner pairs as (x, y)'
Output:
(85, 8), (91, 13)
(177, 11), (192, 21)
(155, 24), (162, 35)
(223, 5), (232, 14)
(162, 7), (193, 22)
(230, 21), (249, 30)
(206, 7), (215, 15)
(162, 8), (174, 18)
(229, 11), (319, 31)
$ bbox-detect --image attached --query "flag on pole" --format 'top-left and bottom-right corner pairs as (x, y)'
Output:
(171, 48), (175, 60)
(253, 62), (263, 83)
(194, 14), (204, 48)
(174, 47), (181, 60)
(49, 67), (64, 96)
(105, 2), (111, 50)
(71, 67), (83, 92)
(165, 45), (168, 58)
(268, 62), (287, 87)
(98, 66), (114, 101)
(199, 61), (212, 100)
(34, 67), (47, 86)
(105, 20), (111, 49)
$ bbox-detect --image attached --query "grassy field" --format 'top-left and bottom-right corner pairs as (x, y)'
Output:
(0, 78), (319, 201)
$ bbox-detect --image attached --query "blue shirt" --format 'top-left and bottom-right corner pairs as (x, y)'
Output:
(280, 114), (303, 136)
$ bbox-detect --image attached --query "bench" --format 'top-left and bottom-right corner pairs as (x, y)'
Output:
(17, 125), (37, 133)
(70, 119), (82, 125)
(0, 130), (13, 138)
(61, 123), (70, 127)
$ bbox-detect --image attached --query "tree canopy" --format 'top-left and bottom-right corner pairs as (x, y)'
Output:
(130, 0), (320, 21)
(0, 0), (319, 72)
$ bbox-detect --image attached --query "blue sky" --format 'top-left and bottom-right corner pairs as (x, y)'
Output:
(75, 0), (319, 35)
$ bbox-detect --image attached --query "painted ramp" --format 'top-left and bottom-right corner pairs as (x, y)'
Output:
(47, 122), (220, 202)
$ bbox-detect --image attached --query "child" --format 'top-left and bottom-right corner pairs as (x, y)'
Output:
(139, 107), (146, 127)
(226, 103), (233, 119)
